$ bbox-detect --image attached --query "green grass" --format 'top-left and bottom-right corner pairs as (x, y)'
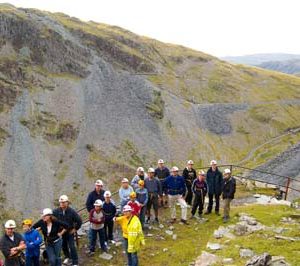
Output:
(211, 205), (300, 266)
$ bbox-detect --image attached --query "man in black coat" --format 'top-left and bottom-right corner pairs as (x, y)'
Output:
(86, 179), (105, 212)
(205, 160), (223, 215)
(182, 160), (197, 206)
(53, 195), (82, 266)
(222, 168), (236, 222)
(0, 220), (26, 266)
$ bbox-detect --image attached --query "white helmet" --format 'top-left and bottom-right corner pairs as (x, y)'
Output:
(94, 199), (103, 207)
(198, 170), (206, 176)
(122, 178), (129, 183)
(187, 160), (194, 165)
(95, 179), (103, 186)
(157, 159), (164, 164)
(224, 168), (231, 174)
(4, 220), (16, 229)
(171, 166), (179, 172)
(42, 208), (53, 217)
(210, 160), (217, 166)
(148, 167), (155, 173)
(59, 195), (69, 203)
(137, 167), (144, 172)
(122, 205), (132, 212)
(104, 191), (111, 197)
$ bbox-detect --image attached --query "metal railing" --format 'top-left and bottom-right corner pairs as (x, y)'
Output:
(194, 164), (300, 200)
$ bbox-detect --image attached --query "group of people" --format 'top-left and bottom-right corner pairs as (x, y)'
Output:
(0, 159), (236, 266)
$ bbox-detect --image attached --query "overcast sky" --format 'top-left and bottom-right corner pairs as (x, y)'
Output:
(2, 0), (300, 57)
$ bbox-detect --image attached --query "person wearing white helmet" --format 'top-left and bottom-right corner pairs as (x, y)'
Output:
(205, 160), (223, 215)
(182, 160), (197, 206)
(0, 220), (26, 266)
(86, 179), (105, 212)
(102, 191), (117, 243)
(88, 200), (107, 255)
(221, 169), (236, 223)
(131, 167), (148, 191)
(115, 205), (145, 266)
(164, 166), (189, 225)
(33, 209), (68, 266)
(154, 159), (170, 207)
(119, 178), (134, 211)
(53, 195), (82, 266)
(191, 170), (208, 219)
(144, 167), (162, 224)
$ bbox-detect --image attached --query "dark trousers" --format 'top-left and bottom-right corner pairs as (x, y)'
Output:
(104, 220), (114, 241)
(25, 255), (40, 266)
(185, 184), (193, 205)
(90, 228), (107, 252)
(207, 193), (220, 212)
(46, 238), (62, 266)
(62, 233), (78, 265)
(191, 193), (204, 215)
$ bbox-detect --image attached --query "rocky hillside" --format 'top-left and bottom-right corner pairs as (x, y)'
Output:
(1, 4), (300, 214)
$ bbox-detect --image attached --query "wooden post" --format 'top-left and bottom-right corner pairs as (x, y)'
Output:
(230, 165), (233, 175)
(284, 177), (291, 200)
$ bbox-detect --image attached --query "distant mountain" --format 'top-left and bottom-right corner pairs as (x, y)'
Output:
(258, 59), (300, 74)
(222, 53), (300, 66)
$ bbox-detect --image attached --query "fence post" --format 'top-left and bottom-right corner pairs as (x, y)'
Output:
(284, 177), (291, 200)
(230, 165), (233, 174)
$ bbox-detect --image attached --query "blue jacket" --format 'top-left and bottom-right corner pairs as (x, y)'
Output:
(23, 229), (42, 257)
(103, 201), (117, 221)
(164, 175), (186, 196)
(136, 188), (148, 205)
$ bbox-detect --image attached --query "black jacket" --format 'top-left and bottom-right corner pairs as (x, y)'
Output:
(33, 219), (68, 245)
(206, 167), (223, 195)
(0, 232), (24, 266)
(222, 177), (236, 199)
(86, 189), (105, 212)
(154, 167), (170, 180)
(53, 207), (82, 232)
(182, 168), (197, 187)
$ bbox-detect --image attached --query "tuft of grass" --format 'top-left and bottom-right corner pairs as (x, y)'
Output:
(146, 90), (165, 119)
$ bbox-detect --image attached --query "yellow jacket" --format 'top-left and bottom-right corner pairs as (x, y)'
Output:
(127, 215), (145, 253)
(115, 215), (130, 238)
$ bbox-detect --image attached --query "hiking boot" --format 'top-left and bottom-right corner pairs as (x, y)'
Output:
(190, 215), (195, 219)
(204, 211), (211, 215)
(215, 211), (220, 216)
(180, 219), (189, 225)
(154, 217), (159, 223)
(198, 214), (203, 219)
(170, 218), (176, 224)
(146, 217), (150, 223)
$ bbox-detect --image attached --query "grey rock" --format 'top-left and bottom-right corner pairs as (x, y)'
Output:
(163, 248), (168, 252)
(194, 251), (219, 266)
(206, 242), (222, 250)
(240, 248), (255, 258)
(99, 252), (113, 260)
(172, 234), (177, 240)
(245, 253), (272, 266)
(165, 230), (173, 236)
(223, 258), (234, 264)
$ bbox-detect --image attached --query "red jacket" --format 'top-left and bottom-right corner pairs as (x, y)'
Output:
(127, 200), (141, 216)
